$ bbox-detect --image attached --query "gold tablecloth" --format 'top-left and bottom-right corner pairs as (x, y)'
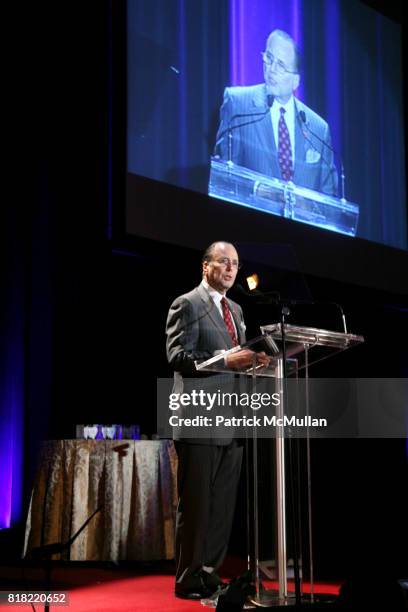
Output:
(23, 440), (177, 561)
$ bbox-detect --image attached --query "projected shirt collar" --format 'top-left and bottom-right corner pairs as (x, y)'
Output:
(270, 95), (296, 159)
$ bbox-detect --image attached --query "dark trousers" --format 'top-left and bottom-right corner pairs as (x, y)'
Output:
(174, 441), (243, 584)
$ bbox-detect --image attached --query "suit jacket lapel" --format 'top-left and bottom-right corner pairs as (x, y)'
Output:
(293, 98), (307, 185)
(196, 284), (233, 348)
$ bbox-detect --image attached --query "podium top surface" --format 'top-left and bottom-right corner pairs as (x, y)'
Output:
(195, 325), (364, 376)
(260, 323), (364, 349)
(210, 157), (359, 212)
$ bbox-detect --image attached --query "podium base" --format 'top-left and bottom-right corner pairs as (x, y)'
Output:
(249, 592), (339, 608)
(201, 589), (338, 609)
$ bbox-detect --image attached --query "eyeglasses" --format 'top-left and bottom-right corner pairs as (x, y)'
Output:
(212, 257), (242, 270)
(261, 51), (298, 75)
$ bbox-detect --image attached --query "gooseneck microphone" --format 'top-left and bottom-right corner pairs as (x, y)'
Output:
(214, 94), (274, 161)
(297, 109), (346, 201)
(236, 284), (348, 334)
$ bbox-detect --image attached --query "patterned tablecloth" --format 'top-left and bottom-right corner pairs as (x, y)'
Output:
(23, 440), (178, 561)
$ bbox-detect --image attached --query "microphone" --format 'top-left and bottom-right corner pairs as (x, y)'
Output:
(214, 94), (274, 160)
(297, 109), (346, 201)
(236, 284), (348, 333)
(335, 302), (348, 334)
(295, 299), (348, 335)
(225, 94), (274, 131)
(285, 298), (348, 335)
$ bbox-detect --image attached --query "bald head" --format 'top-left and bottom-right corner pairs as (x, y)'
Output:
(263, 29), (300, 104)
(202, 241), (240, 294)
(202, 241), (236, 264)
(266, 29), (300, 72)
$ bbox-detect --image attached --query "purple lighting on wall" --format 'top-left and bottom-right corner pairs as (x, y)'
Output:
(0, 350), (24, 528)
(324, 0), (342, 166)
(0, 424), (13, 528)
(177, 0), (188, 185)
(229, 0), (304, 101)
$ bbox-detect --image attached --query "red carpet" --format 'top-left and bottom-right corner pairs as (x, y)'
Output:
(0, 573), (340, 611)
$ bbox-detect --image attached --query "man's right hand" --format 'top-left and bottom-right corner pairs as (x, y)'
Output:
(225, 349), (270, 370)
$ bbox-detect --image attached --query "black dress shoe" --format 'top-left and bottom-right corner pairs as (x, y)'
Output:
(200, 570), (226, 592)
(175, 574), (213, 600)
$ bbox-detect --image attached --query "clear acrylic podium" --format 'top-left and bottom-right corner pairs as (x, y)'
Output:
(209, 157), (359, 237)
(196, 324), (364, 607)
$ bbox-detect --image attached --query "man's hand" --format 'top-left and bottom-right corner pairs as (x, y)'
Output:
(226, 349), (270, 370)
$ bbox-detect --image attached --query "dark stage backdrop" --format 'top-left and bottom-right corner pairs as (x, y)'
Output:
(1, 0), (407, 579)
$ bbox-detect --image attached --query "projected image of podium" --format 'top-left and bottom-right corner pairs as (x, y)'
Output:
(209, 158), (359, 237)
(196, 324), (364, 608)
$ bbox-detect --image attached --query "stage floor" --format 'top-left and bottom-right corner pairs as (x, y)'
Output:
(0, 560), (341, 611)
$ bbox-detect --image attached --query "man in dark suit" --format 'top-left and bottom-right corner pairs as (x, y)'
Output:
(215, 29), (338, 196)
(166, 241), (268, 599)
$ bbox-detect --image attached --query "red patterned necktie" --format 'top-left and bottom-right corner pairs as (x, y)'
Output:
(221, 297), (238, 346)
(278, 107), (293, 181)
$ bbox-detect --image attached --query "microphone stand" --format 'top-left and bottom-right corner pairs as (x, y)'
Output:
(226, 112), (271, 163)
(28, 506), (103, 612)
(279, 300), (302, 606)
(243, 284), (302, 606)
(340, 161), (346, 204)
(214, 94), (274, 163)
(297, 109), (345, 201)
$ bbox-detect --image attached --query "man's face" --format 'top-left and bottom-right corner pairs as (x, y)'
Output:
(263, 35), (300, 104)
(203, 243), (240, 294)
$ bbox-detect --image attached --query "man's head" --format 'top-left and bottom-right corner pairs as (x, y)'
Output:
(263, 29), (300, 104)
(202, 241), (240, 295)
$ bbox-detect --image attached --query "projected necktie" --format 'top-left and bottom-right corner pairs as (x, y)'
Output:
(278, 107), (294, 181)
(221, 297), (238, 346)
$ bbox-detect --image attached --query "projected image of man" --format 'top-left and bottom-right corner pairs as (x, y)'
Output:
(215, 29), (338, 196)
